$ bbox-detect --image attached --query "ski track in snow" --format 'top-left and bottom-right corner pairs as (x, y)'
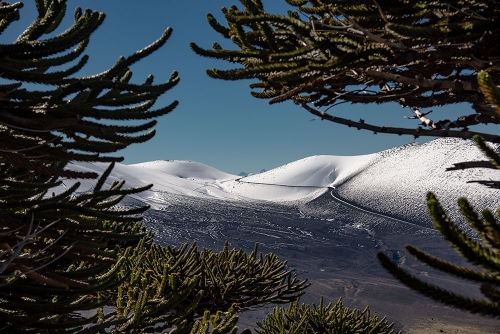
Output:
(56, 138), (500, 332)
(57, 138), (500, 226)
(328, 189), (436, 232)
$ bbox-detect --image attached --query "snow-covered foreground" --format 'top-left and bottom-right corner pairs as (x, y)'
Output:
(56, 138), (500, 332)
(60, 137), (500, 226)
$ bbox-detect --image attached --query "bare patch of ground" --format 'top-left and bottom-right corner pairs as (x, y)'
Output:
(405, 318), (499, 334)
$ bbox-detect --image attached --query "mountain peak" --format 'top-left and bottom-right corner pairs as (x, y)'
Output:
(238, 169), (266, 177)
(57, 138), (500, 210)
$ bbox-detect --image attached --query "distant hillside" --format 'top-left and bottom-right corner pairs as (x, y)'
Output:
(58, 138), (500, 223)
(238, 169), (267, 177)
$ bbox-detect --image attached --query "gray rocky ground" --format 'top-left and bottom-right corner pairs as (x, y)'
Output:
(134, 190), (500, 333)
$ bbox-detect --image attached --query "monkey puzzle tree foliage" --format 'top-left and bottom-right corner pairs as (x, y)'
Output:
(256, 297), (399, 334)
(191, 0), (500, 142)
(192, 0), (500, 320)
(378, 75), (500, 317)
(0, 1), (308, 332)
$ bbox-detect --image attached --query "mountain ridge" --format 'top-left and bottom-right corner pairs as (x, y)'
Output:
(59, 138), (500, 225)
(69, 138), (497, 332)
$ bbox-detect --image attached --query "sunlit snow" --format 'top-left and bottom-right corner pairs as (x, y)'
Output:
(60, 138), (500, 218)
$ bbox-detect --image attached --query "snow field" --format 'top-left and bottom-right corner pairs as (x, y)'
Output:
(58, 138), (500, 222)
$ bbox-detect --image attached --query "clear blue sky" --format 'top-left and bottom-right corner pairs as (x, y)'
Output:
(3, 1), (474, 174)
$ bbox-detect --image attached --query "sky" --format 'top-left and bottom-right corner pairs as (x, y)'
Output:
(1, 1), (480, 175)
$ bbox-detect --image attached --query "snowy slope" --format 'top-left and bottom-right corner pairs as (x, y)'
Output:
(61, 160), (242, 204)
(241, 154), (377, 187)
(131, 160), (235, 181)
(217, 154), (378, 201)
(58, 138), (500, 219)
(335, 138), (500, 223)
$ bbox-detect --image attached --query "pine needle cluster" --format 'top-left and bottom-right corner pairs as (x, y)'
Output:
(378, 73), (500, 317)
(256, 297), (400, 334)
(192, 0), (500, 142)
(0, 1), (308, 332)
(194, 0), (500, 324)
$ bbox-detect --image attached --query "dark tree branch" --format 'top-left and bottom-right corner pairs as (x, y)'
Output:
(299, 102), (500, 143)
(336, 8), (407, 50)
(366, 69), (477, 92)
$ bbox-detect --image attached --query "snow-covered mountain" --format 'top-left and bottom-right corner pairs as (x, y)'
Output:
(57, 138), (500, 331)
(59, 138), (500, 225)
